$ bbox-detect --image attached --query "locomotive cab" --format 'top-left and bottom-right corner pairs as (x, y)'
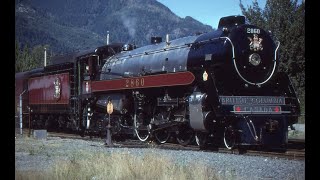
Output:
(81, 55), (100, 81)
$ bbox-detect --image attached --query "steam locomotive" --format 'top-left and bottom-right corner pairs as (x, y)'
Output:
(15, 15), (300, 149)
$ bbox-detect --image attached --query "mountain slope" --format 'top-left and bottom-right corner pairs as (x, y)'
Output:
(15, 0), (213, 53)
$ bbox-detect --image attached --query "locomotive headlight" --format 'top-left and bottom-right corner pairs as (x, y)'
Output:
(248, 53), (261, 66)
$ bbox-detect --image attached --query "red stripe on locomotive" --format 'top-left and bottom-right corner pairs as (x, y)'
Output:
(28, 72), (70, 104)
(90, 71), (195, 93)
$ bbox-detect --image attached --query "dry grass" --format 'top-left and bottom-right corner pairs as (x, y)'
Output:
(52, 151), (217, 180)
(15, 137), (220, 180)
(288, 129), (305, 139)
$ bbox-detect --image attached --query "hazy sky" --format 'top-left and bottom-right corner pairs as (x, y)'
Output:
(156, 0), (267, 28)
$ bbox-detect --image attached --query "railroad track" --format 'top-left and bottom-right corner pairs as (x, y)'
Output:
(44, 131), (305, 161)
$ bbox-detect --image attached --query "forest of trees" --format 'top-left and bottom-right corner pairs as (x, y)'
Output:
(15, 40), (52, 72)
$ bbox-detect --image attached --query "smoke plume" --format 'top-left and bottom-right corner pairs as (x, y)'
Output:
(121, 14), (137, 39)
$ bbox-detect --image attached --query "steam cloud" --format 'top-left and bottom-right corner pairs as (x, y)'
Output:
(121, 14), (137, 39)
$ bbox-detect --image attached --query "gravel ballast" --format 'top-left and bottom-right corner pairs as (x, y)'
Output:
(15, 135), (305, 180)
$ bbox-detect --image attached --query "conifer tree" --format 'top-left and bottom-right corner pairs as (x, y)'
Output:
(15, 41), (51, 72)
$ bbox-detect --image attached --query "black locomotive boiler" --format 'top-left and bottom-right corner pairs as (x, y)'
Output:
(15, 15), (300, 149)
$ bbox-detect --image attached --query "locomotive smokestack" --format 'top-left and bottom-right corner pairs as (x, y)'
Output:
(107, 31), (110, 45)
(44, 47), (47, 67)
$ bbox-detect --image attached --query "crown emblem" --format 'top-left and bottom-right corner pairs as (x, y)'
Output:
(248, 34), (263, 51)
(53, 77), (61, 100)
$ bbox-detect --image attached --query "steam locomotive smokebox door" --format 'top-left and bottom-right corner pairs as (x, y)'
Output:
(189, 92), (211, 132)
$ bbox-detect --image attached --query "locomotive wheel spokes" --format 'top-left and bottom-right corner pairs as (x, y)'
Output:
(154, 129), (171, 144)
(176, 124), (194, 146)
(223, 126), (236, 150)
(195, 132), (208, 148)
(152, 106), (171, 144)
(134, 114), (151, 142)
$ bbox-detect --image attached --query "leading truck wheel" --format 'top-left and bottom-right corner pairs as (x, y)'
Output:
(223, 126), (236, 150)
(134, 114), (151, 142)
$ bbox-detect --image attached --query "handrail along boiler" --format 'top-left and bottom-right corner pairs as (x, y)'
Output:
(15, 15), (300, 149)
